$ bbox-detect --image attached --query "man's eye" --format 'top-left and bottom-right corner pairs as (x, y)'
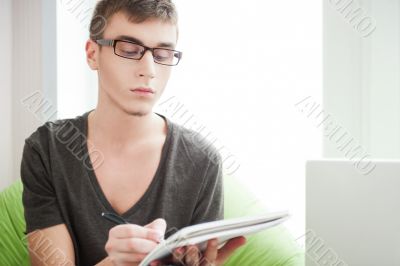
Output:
(154, 55), (170, 61)
(116, 42), (143, 57)
(122, 50), (140, 56)
(154, 50), (173, 61)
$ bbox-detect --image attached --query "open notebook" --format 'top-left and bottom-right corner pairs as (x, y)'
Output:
(138, 211), (290, 266)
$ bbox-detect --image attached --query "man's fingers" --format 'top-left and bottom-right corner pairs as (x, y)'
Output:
(172, 246), (185, 264)
(151, 238), (242, 266)
(201, 239), (218, 266)
(109, 224), (163, 243)
(106, 237), (159, 253)
(145, 218), (167, 238)
(185, 245), (201, 266)
(108, 251), (148, 263)
(149, 260), (161, 266)
(149, 247), (185, 265)
(216, 236), (247, 263)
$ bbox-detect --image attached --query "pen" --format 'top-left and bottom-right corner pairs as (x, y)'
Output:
(101, 212), (130, 225)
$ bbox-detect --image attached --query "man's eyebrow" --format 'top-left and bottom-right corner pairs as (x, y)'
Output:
(115, 35), (176, 49)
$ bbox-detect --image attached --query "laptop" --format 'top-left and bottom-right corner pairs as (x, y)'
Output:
(306, 159), (400, 266)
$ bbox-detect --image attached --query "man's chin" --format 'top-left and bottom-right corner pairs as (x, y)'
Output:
(123, 107), (152, 117)
(117, 100), (155, 117)
(128, 110), (149, 117)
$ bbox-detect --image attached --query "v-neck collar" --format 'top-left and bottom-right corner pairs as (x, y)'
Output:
(80, 109), (173, 218)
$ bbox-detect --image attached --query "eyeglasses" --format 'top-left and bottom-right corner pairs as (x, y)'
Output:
(96, 39), (182, 66)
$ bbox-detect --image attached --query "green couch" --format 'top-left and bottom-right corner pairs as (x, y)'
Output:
(0, 175), (304, 265)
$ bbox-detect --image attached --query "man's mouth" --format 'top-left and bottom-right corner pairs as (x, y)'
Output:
(130, 87), (155, 96)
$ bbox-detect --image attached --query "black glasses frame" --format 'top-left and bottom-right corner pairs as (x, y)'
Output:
(96, 39), (182, 66)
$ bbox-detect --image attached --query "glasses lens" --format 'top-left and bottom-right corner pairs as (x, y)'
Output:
(115, 41), (144, 59)
(154, 49), (180, 65)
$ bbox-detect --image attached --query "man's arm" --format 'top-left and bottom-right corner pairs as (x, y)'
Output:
(27, 224), (114, 266)
(26, 221), (168, 266)
(27, 224), (75, 266)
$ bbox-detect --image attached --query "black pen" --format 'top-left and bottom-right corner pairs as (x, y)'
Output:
(101, 212), (129, 224)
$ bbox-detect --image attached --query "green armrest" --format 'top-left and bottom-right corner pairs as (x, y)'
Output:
(0, 176), (304, 266)
(0, 181), (29, 265)
(223, 175), (304, 266)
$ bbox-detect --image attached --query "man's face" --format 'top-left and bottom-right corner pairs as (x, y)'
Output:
(88, 12), (178, 116)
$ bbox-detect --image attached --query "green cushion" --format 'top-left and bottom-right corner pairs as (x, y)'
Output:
(0, 177), (304, 266)
(0, 180), (29, 266)
(223, 174), (304, 266)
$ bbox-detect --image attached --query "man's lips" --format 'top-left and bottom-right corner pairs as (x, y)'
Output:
(130, 87), (155, 94)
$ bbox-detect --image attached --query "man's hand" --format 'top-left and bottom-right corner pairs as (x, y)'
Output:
(105, 218), (166, 266)
(150, 236), (247, 266)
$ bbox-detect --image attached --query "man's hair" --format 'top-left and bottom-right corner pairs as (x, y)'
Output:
(89, 0), (178, 40)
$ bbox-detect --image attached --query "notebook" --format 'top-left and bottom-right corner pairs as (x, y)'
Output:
(139, 211), (290, 266)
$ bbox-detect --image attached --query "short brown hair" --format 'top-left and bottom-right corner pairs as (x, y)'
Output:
(89, 0), (178, 40)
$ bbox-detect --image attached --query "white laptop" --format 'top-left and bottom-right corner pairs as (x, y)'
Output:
(306, 159), (400, 266)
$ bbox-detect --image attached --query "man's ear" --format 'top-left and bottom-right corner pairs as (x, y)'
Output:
(86, 39), (99, 70)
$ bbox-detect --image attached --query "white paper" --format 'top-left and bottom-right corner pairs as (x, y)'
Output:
(138, 211), (289, 266)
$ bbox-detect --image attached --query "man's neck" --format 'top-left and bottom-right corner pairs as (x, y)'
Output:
(88, 104), (165, 150)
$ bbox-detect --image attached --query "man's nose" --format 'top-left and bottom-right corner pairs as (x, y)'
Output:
(136, 50), (156, 78)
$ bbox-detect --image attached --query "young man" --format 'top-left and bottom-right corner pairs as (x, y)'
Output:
(21, 0), (246, 265)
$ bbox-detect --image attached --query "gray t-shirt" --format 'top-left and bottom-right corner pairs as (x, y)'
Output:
(21, 110), (223, 266)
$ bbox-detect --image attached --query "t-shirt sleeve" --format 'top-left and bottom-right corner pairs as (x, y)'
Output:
(190, 153), (224, 224)
(21, 140), (64, 234)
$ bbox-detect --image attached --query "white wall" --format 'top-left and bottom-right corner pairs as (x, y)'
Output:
(0, 0), (13, 189)
(323, 0), (400, 159)
(57, 0), (98, 118)
(0, 0), (57, 190)
(11, 0), (44, 191)
(368, 1), (400, 157)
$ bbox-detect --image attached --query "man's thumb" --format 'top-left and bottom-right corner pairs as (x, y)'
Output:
(145, 218), (167, 236)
